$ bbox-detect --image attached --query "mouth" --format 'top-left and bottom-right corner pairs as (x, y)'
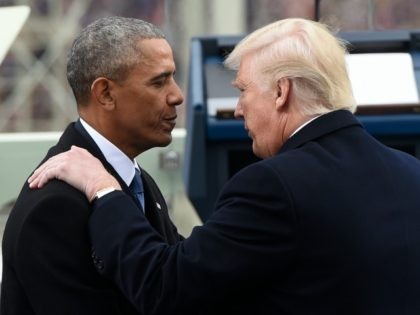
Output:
(164, 115), (177, 123)
(162, 116), (177, 130)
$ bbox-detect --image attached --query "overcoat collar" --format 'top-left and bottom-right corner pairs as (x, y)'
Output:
(279, 110), (362, 154)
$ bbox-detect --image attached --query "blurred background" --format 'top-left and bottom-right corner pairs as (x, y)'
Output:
(1, 0), (420, 238)
(1, 0), (420, 132)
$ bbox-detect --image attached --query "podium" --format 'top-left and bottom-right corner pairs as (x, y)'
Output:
(184, 31), (420, 221)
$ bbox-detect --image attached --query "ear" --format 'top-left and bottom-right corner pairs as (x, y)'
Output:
(90, 77), (116, 111)
(275, 77), (290, 110)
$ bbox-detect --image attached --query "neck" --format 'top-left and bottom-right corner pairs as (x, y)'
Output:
(79, 113), (140, 160)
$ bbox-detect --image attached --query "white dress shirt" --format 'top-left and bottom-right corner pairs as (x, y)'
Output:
(79, 118), (140, 188)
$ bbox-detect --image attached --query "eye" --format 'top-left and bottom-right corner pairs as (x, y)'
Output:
(152, 79), (165, 87)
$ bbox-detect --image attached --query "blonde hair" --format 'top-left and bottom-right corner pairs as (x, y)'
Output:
(224, 18), (356, 114)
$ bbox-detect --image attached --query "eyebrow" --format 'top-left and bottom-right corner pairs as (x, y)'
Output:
(232, 78), (249, 89)
(231, 79), (243, 88)
(150, 71), (173, 82)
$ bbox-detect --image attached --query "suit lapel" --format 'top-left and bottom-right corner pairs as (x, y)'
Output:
(141, 171), (165, 233)
(141, 169), (179, 244)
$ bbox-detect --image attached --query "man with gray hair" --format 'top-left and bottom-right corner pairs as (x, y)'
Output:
(1, 16), (183, 314)
(28, 18), (420, 314)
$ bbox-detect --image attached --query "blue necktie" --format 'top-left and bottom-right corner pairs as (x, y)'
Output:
(130, 168), (145, 211)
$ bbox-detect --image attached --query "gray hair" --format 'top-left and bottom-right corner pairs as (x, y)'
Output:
(67, 16), (165, 105)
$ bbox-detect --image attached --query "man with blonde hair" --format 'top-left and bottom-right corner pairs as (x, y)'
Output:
(29, 18), (420, 315)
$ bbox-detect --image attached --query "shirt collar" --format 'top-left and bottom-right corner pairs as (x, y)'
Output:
(79, 118), (139, 187)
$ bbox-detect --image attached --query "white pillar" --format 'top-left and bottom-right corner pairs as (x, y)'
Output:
(210, 0), (246, 35)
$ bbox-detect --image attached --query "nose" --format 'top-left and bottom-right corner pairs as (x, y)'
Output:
(168, 81), (184, 106)
(234, 102), (243, 119)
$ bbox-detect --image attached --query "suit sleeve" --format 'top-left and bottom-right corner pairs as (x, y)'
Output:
(89, 162), (298, 314)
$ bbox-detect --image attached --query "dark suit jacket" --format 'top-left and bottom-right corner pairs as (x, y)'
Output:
(1, 122), (181, 315)
(88, 110), (420, 315)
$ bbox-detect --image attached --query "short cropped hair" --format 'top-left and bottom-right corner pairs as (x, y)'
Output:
(67, 16), (165, 105)
(224, 18), (356, 115)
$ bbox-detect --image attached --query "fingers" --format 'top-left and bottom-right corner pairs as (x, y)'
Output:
(26, 145), (122, 200)
(28, 155), (62, 188)
(28, 166), (46, 188)
(27, 147), (80, 188)
(30, 169), (53, 188)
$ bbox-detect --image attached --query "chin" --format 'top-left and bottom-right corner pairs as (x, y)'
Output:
(252, 145), (263, 159)
(156, 135), (173, 147)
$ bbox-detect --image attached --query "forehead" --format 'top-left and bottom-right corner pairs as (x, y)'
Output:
(233, 54), (255, 88)
(130, 38), (175, 76)
(139, 38), (173, 63)
(236, 54), (253, 79)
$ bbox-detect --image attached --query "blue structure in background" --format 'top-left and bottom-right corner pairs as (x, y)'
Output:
(184, 31), (420, 222)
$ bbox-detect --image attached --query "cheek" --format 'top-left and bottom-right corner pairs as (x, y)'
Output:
(249, 108), (268, 130)
(252, 114), (277, 152)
